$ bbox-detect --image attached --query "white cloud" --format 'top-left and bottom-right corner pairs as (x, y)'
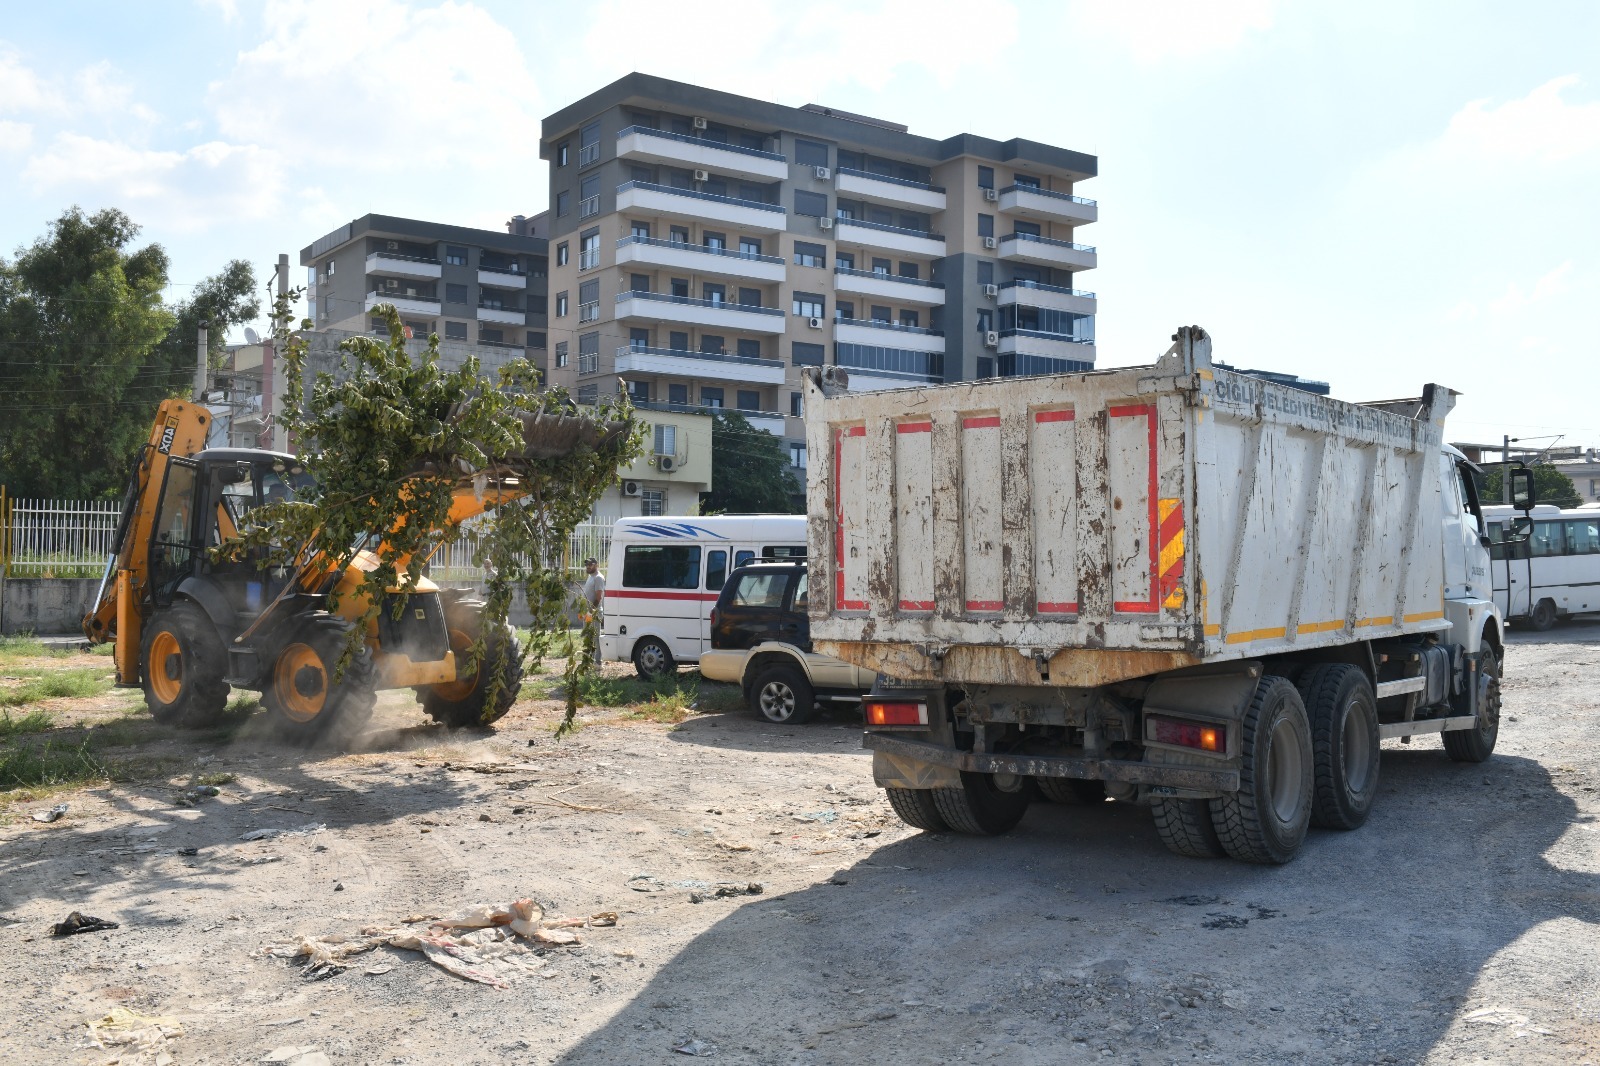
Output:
(197, 0), (240, 21)
(1487, 261), (1573, 317)
(1071, 0), (1275, 62)
(0, 120), (33, 154)
(1436, 75), (1600, 168)
(0, 42), (65, 115)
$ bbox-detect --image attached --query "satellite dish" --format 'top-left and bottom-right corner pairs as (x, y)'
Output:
(244, 327), (261, 344)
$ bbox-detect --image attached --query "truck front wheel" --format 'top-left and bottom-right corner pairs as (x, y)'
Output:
(931, 772), (1030, 836)
(885, 788), (948, 832)
(1297, 664), (1381, 830)
(1444, 648), (1500, 763)
(1210, 676), (1313, 864)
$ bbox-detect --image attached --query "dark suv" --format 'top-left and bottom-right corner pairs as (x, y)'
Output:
(698, 561), (875, 723)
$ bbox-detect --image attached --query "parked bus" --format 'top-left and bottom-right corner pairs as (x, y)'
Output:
(600, 515), (806, 677)
(1484, 504), (1600, 629)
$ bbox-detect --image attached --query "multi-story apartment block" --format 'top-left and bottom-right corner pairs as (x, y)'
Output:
(539, 73), (1098, 482)
(300, 213), (551, 376)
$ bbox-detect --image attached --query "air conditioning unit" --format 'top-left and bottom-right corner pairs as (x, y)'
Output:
(658, 455), (677, 473)
(692, 116), (708, 130)
(387, 240), (400, 250)
(983, 188), (999, 201)
(818, 217), (833, 230)
(984, 331), (1000, 348)
(814, 165), (831, 179)
(622, 480), (642, 497)
(982, 236), (998, 250)
(983, 284), (999, 298)
(693, 169), (710, 183)
(807, 317), (823, 329)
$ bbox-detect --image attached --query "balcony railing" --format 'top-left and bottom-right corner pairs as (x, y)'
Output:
(835, 265), (945, 289)
(616, 290), (784, 316)
(579, 196), (600, 220)
(373, 289), (439, 302)
(578, 301), (600, 322)
(835, 167), (945, 194)
(479, 301), (524, 313)
(834, 314), (943, 337)
(1000, 185), (1097, 207)
(479, 262), (523, 275)
(615, 234), (785, 266)
(835, 215), (944, 241)
(579, 248), (600, 270)
(1000, 232), (1097, 254)
(617, 125), (786, 162)
(616, 344), (785, 370)
(999, 279), (1098, 299)
(579, 142), (599, 168)
(1000, 328), (1095, 346)
(618, 180), (784, 214)
(579, 353), (599, 374)
(368, 251), (438, 264)
(476, 339), (524, 351)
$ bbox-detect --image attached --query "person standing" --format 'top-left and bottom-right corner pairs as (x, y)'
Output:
(580, 557), (605, 665)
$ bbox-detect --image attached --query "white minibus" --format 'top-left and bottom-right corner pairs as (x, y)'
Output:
(599, 515), (806, 677)
(1484, 504), (1600, 629)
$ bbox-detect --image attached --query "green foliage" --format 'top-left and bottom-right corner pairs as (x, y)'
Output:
(1478, 464), (1582, 510)
(156, 258), (260, 379)
(0, 668), (111, 707)
(700, 409), (804, 515)
(0, 736), (109, 793)
(0, 709), (53, 737)
(227, 296), (641, 734)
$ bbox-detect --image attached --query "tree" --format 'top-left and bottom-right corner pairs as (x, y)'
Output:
(700, 409), (803, 514)
(0, 208), (259, 499)
(1479, 464), (1582, 510)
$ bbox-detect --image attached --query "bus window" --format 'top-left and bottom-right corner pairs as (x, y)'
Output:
(705, 549), (728, 589)
(1569, 519), (1600, 556)
(622, 544), (703, 589)
(1529, 522), (1564, 558)
(734, 549), (755, 569)
(763, 544), (806, 559)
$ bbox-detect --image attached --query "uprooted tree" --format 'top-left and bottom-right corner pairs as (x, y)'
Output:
(225, 294), (642, 732)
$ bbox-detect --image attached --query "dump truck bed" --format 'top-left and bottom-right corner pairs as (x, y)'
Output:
(803, 328), (1455, 688)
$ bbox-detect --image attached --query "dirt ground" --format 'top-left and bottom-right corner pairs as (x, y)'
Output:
(3, 621), (1599, 1066)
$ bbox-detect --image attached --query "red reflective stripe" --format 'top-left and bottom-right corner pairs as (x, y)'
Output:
(966, 600), (1003, 612)
(605, 589), (721, 602)
(1160, 502), (1185, 544)
(962, 415), (1000, 429)
(835, 425), (866, 611)
(1108, 403), (1160, 613)
(1037, 601), (1079, 613)
(897, 422), (932, 434)
(899, 599), (934, 611)
(1034, 409), (1074, 423)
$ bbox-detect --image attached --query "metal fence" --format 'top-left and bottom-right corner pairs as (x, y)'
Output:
(0, 491), (122, 578)
(416, 520), (615, 584)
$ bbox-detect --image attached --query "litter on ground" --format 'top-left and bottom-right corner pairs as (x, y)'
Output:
(32, 803), (68, 823)
(240, 823), (325, 842)
(52, 911), (119, 936)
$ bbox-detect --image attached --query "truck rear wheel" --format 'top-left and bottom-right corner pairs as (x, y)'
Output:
(419, 601), (523, 728)
(931, 772), (1030, 836)
(885, 788), (949, 832)
(1152, 798), (1226, 858)
(1444, 648), (1500, 763)
(1036, 777), (1107, 804)
(263, 616), (375, 742)
(1209, 676), (1313, 864)
(1296, 664), (1381, 830)
(141, 601), (230, 728)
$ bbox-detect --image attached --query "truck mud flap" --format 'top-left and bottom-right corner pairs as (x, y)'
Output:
(863, 733), (1239, 793)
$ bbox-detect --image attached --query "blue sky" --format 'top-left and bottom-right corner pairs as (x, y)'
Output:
(2, 0), (1597, 448)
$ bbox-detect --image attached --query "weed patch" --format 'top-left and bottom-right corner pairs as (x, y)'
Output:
(0, 709), (53, 737)
(0, 669), (112, 707)
(0, 737), (110, 792)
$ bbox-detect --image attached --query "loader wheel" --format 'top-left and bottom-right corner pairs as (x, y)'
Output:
(263, 616), (375, 741)
(1152, 798), (1226, 858)
(1037, 777), (1107, 805)
(931, 772), (1031, 836)
(1444, 648), (1500, 763)
(1297, 664), (1381, 830)
(419, 601), (523, 728)
(1209, 676), (1313, 865)
(140, 602), (229, 728)
(885, 788), (949, 832)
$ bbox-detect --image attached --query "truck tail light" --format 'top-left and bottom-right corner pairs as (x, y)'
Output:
(1145, 714), (1226, 753)
(865, 700), (928, 727)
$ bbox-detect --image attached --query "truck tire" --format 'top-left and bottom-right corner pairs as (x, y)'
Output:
(140, 601), (230, 728)
(1209, 676), (1314, 864)
(419, 601), (523, 728)
(1152, 798), (1226, 858)
(1036, 777), (1107, 804)
(1296, 664), (1381, 830)
(263, 615), (376, 742)
(1444, 648), (1500, 763)
(1528, 599), (1557, 632)
(632, 636), (676, 680)
(931, 772), (1030, 836)
(751, 663), (815, 724)
(885, 788), (949, 832)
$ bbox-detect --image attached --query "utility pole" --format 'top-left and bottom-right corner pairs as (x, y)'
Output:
(1503, 434), (1511, 504)
(195, 318), (210, 402)
(273, 254), (290, 451)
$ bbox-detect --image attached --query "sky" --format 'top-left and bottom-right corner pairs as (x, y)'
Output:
(1, 0), (1597, 449)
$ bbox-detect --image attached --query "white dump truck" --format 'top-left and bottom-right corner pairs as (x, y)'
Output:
(802, 326), (1536, 864)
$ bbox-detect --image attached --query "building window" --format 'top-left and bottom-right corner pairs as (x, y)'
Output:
(640, 489), (664, 517)
(579, 175), (600, 219)
(836, 300), (854, 320)
(789, 442), (807, 468)
(325, 260), (336, 276)
(792, 291), (824, 318)
(579, 121), (601, 167)
(629, 328), (650, 349)
(654, 423), (676, 456)
(872, 257), (891, 275)
(790, 391), (803, 417)
(628, 380), (651, 404)
(738, 287), (762, 307)
(555, 341), (569, 367)
(1013, 173), (1041, 189)
(531, 294), (548, 315)
(978, 165), (994, 190)
(699, 334), (725, 354)
(556, 191), (570, 217)
(557, 242), (570, 267)
(977, 261), (994, 286)
(578, 279), (600, 321)
(702, 283), (726, 305)
(555, 291), (569, 317)
(870, 305), (891, 323)
(445, 283), (468, 304)
(669, 331), (689, 350)
(630, 273), (651, 293)
(976, 308), (994, 333)
(669, 225), (689, 244)
(793, 241), (825, 268)
(479, 327), (504, 344)
(737, 338), (762, 358)
(443, 246), (467, 266)
(445, 321), (468, 341)
(898, 262), (920, 280)
(404, 320), (432, 339)
(631, 221), (651, 239)
(739, 237), (763, 258)
(977, 356), (995, 378)
(792, 342), (824, 367)
(703, 231), (727, 251)
(701, 386), (724, 408)
(531, 256), (547, 278)
(978, 214), (994, 238)
(527, 331), (547, 349)
(737, 390), (760, 411)
(576, 383), (597, 404)
(557, 141), (570, 167)
(578, 331), (600, 374)
(900, 310), (919, 329)
(669, 383), (689, 405)
(793, 189), (828, 217)
(795, 139), (829, 168)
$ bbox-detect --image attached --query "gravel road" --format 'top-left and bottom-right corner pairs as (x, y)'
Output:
(3, 621), (1598, 1065)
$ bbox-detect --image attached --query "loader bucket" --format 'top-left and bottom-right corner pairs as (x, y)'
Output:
(511, 410), (632, 460)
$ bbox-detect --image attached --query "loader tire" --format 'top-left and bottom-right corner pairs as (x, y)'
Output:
(885, 788), (949, 832)
(1152, 798), (1226, 858)
(1037, 777), (1107, 805)
(263, 615), (375, 743)
(419, 600), (523, 728)
(931, 772), (1030, 836)
(1209, 676), (1313, 865)
(1444, 648), (1500, 763)
(141, 601), (230, 728)
(1296, 664), (1381, 830)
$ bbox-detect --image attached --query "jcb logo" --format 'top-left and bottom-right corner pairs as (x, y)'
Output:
(158, 424), (177, 454)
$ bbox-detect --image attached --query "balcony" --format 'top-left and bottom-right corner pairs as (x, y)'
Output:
(366, 252), (441, 280)
(997, 279), (1097, 316)
(834, 317), (945, 354)
(741, 410), (786, 436)
(366, 290), (440, 316)
(997, 329), (1097, 367)
(998, 232), (1097, 271)
(833, 265), (945, 306)
(616, 234), (786, 283)
(842, 368), (938, 393)
(834, 216), (944, 258)
(616, 180), (788, 233)
(477, 265), (526, 287)
(615, 344), (787, 386)
(998, 185), (1098, 226)
(614, 290), (786, 334)
(616, 125), (788, 182)
(835, 168), (947, 212)
(477, 303), (526, 326)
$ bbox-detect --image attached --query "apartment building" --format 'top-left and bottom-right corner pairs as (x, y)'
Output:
(300, 213), (551, 377)
(539, 73), (1097, 479)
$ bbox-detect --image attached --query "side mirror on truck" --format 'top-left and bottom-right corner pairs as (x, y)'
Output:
(1510, 467), (1536, 511)
(1505, 515), (1534, 543)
